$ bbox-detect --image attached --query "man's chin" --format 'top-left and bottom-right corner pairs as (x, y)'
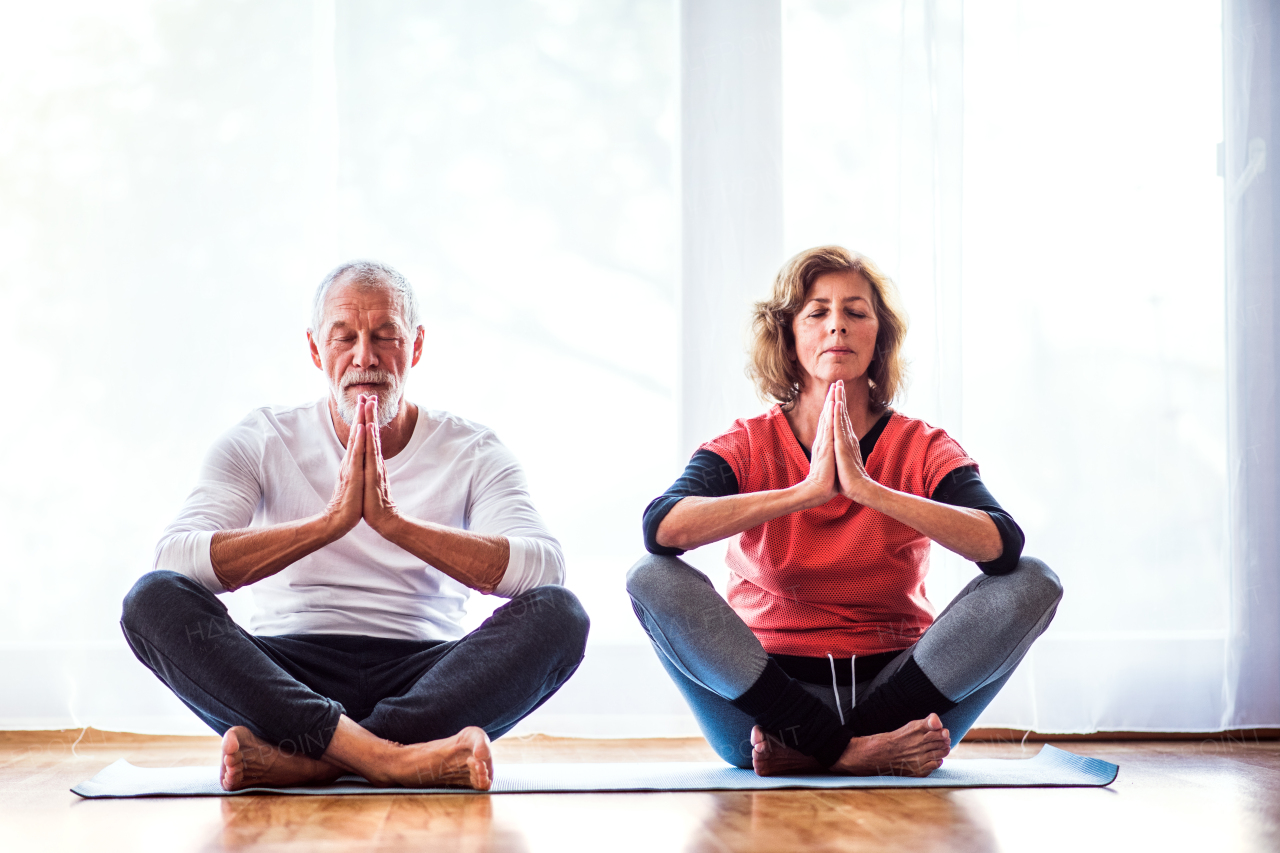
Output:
(333, 390), (402, 428)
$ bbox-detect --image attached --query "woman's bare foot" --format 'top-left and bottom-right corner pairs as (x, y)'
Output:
(750, 726), (826, 776)
(831, 713), (952, 777)
(220, 727), (344, 791)
(386, 726), (493, 790)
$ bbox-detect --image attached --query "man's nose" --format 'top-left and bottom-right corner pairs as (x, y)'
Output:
(352, 334), (377, 367)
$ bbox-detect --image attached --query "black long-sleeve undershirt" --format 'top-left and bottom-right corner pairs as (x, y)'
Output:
(641, 413), (1025, 576)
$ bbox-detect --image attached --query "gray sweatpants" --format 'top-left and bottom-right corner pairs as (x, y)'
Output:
(626, 554), (1062, 768)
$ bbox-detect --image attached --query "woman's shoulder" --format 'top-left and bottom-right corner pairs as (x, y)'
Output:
(698, 405), (793, 479)
(702, 405), (789, 449)
(881, 410), (957, 443)
(877, 410), (976, 488)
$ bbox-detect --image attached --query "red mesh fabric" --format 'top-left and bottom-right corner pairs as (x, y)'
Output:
(700, 406), (975, 658)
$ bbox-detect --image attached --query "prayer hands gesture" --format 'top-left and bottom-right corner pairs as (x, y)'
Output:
(798, 381), (877, 509)
(325, 394), (401, 537)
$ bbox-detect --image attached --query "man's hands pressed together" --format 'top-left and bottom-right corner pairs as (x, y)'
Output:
(212, 393), (511, 594)
(323, 397), (370, 536)
(361, 396), (402, 535)
(322, 394), (401, 537)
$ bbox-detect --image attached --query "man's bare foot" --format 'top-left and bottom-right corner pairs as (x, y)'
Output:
(220, 727), (344, 791)
(383, 726), (493, 791)
(831, 713), (952, 777)
(750, 725), (826, 776)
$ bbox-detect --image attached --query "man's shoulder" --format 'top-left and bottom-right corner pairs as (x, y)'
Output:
(212, 400), (329, 454)
(415, 408), (502, 449)
(220, 400), (322, 435)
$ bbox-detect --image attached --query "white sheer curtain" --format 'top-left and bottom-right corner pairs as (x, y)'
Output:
(779, 0), (1237, 732)
(1223, 0), (1280, 729)
(3, 0), (1273, 737)
(0, 0), (686, 734)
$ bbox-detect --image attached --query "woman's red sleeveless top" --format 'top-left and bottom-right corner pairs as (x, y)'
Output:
(700, 405), (975, 657)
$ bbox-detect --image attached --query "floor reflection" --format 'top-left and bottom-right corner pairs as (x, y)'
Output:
(693, 788), (1001, 853)
(213, 792), (526, 852)
(205, 786), (1005, 852)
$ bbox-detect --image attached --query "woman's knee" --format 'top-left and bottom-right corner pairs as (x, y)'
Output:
(1011, 556), (1064, 613)
(625, 552), (711, 604)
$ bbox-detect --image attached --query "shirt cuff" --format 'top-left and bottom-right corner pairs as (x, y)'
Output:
(154, 530), (225, 594)
(492, 536), (565, 598)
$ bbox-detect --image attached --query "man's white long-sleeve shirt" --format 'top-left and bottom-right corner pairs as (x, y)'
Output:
(154, 399), (565, 641)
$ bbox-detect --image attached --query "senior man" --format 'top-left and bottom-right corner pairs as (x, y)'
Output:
(121, 261), (588, 791)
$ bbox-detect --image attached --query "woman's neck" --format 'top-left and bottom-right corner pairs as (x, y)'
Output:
(784, 377), (883, 452)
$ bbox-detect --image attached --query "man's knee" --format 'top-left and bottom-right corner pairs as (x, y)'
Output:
(1011, 556), (1063, 614)
(121, 570), (190, 632)
(509, 584), (590, 655)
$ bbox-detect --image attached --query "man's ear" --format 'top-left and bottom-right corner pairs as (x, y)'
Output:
(307, 330), (324, 370)
(410, 325), (425, 367)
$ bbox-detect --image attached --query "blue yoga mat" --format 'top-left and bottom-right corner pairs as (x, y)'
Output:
(71, 745), (1116, 798)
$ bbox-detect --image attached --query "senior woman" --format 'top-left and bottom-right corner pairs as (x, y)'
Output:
(627, 246), (1062, 777)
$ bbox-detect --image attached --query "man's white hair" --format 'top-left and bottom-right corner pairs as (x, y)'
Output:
(309, 260), (421, 334)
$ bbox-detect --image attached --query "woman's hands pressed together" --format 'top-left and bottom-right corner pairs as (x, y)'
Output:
(797, 381), (878, 509)
(832, 381), (877, 504)
(796, 383), (840, 509)
(656, 379), (1003, 562)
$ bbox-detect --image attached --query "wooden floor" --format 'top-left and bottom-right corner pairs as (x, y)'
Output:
(2, 728), (1278, 852)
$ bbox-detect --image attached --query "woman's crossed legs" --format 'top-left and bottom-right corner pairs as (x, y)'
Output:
(626, 554), (1061, 775)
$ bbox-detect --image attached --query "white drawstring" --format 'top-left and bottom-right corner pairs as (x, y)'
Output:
(850, 655), (857, 708)
(827, 653), (844, 725)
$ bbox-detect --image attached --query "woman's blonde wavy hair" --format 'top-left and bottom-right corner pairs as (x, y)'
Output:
(748, 246), (909, 411)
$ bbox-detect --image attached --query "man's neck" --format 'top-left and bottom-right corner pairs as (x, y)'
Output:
(328, 398), (419, 459)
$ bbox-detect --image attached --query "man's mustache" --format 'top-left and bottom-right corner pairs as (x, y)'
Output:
(340, 369), (395, 390)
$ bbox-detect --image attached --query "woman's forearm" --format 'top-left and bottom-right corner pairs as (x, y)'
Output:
(857, 482), (1003, 562)
(656, 485), (817, 552)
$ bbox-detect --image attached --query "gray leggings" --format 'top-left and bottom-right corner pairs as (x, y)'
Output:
(626, 554), (1062, 768)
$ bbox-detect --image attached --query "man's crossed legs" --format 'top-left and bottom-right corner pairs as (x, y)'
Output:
(121, 571), (589, 790)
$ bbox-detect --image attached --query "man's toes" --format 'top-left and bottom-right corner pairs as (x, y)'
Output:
(469, 756), (492, 791)
(221, 762), (242, 791)
(222, 728), (241, 756)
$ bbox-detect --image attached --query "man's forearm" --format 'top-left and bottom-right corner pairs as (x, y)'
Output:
(375, 516), (509, 594)
(210, 515), (343, 591)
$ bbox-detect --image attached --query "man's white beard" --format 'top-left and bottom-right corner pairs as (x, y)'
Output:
(332, 368), (403, 427)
